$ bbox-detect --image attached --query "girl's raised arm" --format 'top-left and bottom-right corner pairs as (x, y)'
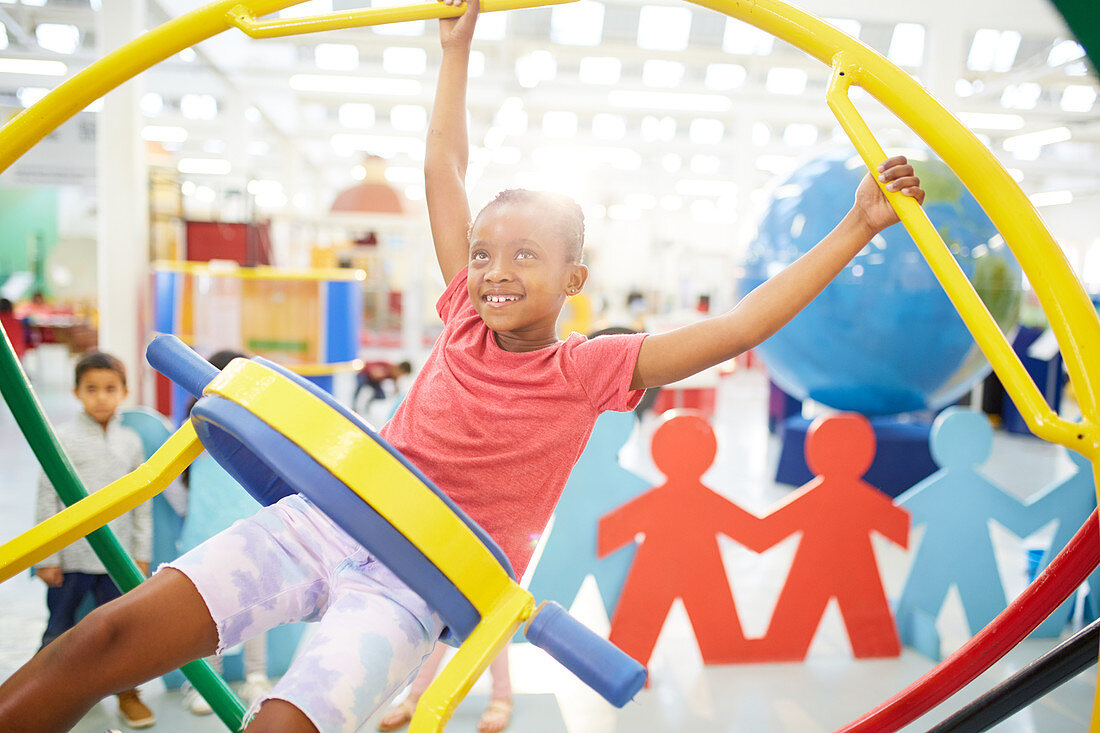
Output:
(630, 156), (924, 391)
(425, 0), (480, 284)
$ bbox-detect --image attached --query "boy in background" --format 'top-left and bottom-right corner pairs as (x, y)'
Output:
(34, 351), (155, 729)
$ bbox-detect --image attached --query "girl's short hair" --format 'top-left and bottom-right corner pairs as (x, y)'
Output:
(477, 189), (585, 263)
(74, 351), (127, 388)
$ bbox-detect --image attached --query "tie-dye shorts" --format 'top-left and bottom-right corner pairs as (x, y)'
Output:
(164, 493), (444, 732)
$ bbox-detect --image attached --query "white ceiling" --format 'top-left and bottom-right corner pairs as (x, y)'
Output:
(0, 0), (1097, 242)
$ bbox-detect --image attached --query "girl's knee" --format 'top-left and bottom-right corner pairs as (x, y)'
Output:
(245, 698), (319, 733)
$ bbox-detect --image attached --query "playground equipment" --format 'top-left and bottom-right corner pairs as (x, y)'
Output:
(2, 0), (1100, 730)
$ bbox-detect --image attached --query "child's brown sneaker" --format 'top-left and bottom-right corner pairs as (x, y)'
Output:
(117, 689), (156, 729)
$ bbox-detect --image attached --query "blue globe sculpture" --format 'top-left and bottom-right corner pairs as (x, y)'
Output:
(740, 149), (1022, 416)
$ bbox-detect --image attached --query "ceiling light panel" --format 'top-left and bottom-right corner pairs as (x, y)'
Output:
(723, 19), (774, 55)
(887, 23), (924, 67)
(180, 94), (218, 120)
(637, 6), (692, 51)
(1048, 39), (1085, 67)
(382, 46), (427, 75)
(35, 23), (80, 55)
(551, 1), (604, 46)
(314, 43), (358, 71)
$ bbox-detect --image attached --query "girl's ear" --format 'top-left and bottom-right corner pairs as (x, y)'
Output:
(566, 264), (589, 295)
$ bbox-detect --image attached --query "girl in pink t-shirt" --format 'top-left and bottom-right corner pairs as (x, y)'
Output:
(0, 1), (924, 731)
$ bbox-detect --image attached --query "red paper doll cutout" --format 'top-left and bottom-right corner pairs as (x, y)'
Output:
(750, 413), (910, 661)
(598, 411), (768, 666)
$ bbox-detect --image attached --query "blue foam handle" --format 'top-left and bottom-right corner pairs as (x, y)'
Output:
(524, 601), (646, 707)
(147, 335), (219, 399)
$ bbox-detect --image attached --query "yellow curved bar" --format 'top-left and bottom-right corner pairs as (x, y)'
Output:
(286, 359), (365, 376)
(154, 260), (367, 282)
(204, 359), (517, 615)
(824, 63), (1078, 447)
(228, 0), (575, 39)
(0, 422), (203, 584)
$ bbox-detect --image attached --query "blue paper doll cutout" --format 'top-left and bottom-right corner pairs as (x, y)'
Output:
(895, 407), (1054, 660)
(1027, 448), (1099, 636)
(526, 410), (649, 616)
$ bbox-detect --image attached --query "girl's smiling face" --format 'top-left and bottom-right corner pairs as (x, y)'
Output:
(467, 201), (587, 352)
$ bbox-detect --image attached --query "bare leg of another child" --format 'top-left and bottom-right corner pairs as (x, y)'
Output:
(376, 643), (513, 732)
(478, 651), (512, 733)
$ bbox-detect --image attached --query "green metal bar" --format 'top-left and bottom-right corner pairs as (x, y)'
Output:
(0, 325), (246, 730)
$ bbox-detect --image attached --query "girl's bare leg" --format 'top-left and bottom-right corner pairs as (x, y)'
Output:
(245, 699), (320, 733)
(0, 568), (218, 731)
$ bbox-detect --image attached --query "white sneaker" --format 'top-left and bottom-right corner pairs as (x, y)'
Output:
(182, 686), (213, 716)
(238, 674), (273, 707)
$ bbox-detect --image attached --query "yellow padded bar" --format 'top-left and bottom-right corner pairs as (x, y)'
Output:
(0, 422), (203, 583)
(203, 359), (516, 615)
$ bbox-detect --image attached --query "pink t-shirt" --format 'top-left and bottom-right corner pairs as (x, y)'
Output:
(380, 267), (647, 576)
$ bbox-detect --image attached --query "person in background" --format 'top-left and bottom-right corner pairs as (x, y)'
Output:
(355, 359), (413, 413)
(33, 351), (155, 729)
(376, 644), (511, 732)
(0, 298), (27, 360)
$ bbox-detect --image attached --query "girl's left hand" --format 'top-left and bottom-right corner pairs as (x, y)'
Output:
(853, 155), (925, 235)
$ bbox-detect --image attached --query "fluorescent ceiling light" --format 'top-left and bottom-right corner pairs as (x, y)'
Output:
(641, 116), (676, 142)
(0, 58), (66, 75)
(1004, 126), (1071, 150)
(592, 113), (626, 140)
(1029, 190), (1073, 207)
(140, 92), (163, 116)
(992, 30), (1021, 72)
(705, 63), (746, 91)
(638, 6), (692, 51)
(959, 112), (1024, 130)
(967, 29), (998, 71)
(542, 110), (579, 138)
(689, 118), (724, 145)
(314, 43), (358, 71)
(17, 87), (48, 107)
(642, 60), (684, 88)
(35, 23), (79, 55)
(610, 90), (731, 112)
(1048, 39), (1085, 67)
(578, 57), (620, 85)
(1061, 85), (1096, 112)
(1000, 83), (1041, 110)
(180, 93), (217, 120)
(338, 102), (376, 129)
(178, 158), (231, 175)
(765, 67), (807, 95)
(289, 74), (421, 95)
(516, 50), (556, 88)
(551, 1), (604, 46)
(625, 193), (657, 210)
(955, 79), (973, 98)
(888, 23), (925, 67)
(723, 19), (773, 55)
(474, 14), (505, 41)
(141, 125), (187, 143)
(382, 46), (427, 76)
(178, 48), (197, 63)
